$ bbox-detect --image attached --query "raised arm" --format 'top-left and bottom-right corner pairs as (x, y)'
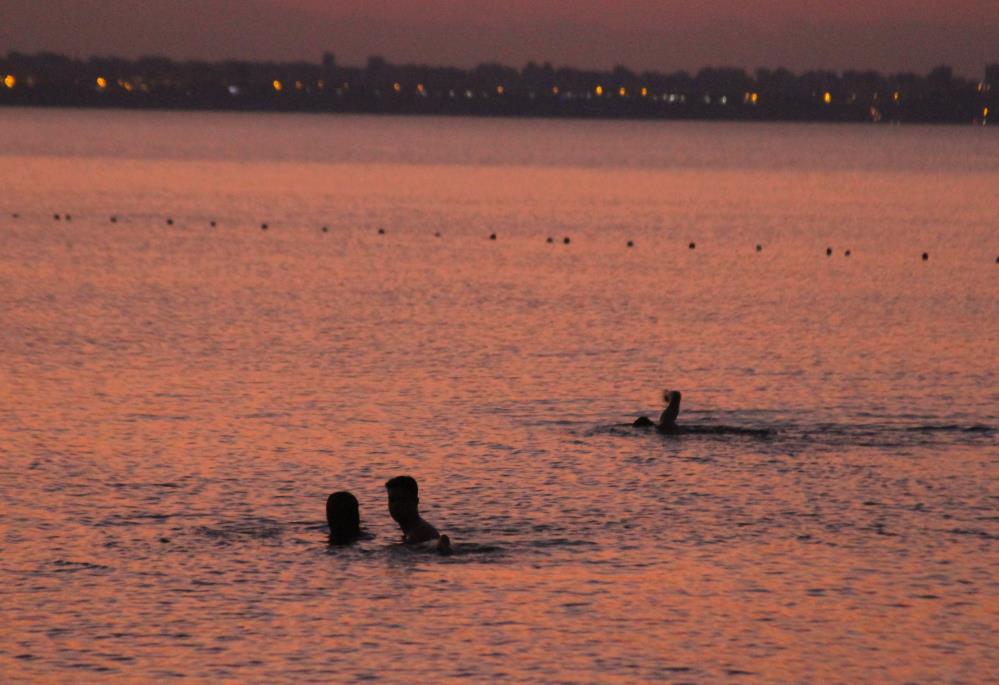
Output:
(659, 390), (682, 429)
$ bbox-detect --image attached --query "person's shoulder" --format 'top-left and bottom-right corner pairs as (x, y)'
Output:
(405, 519), (440, 544)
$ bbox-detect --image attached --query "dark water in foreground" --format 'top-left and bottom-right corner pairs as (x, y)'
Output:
(1, 109), (997, 683)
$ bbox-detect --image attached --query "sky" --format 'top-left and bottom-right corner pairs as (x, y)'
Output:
(1, 0), (997, 77)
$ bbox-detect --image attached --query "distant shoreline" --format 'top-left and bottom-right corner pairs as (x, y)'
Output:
(2, 52), (995, 126)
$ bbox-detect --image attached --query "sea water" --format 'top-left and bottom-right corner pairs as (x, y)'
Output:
(1, 109), (996, 683)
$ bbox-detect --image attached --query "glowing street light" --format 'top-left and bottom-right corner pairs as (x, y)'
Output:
(3, 74), (15, 89)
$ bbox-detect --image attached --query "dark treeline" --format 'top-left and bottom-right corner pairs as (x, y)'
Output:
(1, 51), (995, 124)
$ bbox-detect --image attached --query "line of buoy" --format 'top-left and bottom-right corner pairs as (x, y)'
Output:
(16, 212), (996, 265)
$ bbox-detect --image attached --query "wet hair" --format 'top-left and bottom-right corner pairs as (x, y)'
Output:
(385, 475), (419, 499)
(326, 491), (360, 541)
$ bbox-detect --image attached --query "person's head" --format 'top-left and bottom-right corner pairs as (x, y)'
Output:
(664, 389), (681, 404)
(385, 475), (420, 525)
(326, 491), (360, 542)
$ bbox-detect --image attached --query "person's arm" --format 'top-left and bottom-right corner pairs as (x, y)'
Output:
(659, 391), (681, 427)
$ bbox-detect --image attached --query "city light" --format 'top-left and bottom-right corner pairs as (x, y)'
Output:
(496, 85), (504, 95)
(641, 87), (648, 97)
(393, 82), (401, 92)
(272, 79), (282, 91)
(595, 85), (603, 96)
(552, 86), (559, 95)
(619, 87), (626, 96)
(416, 83), (426, 94)
(96, 76), (107, 89)
(3, 74), (14, 89)
(823, 91), (832, 104)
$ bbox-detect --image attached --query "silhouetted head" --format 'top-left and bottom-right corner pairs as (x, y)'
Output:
(326, 491), (360, 543)
(385, 475), (420, 525)
(663, 389), (681, 404)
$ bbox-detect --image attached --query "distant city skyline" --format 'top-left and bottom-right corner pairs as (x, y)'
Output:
(1, 0), (997, 78)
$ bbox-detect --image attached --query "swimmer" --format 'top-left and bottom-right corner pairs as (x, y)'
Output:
(385, 475), (452, 555)
(326, 491), (362, 544)
(634, 389), (682, 433)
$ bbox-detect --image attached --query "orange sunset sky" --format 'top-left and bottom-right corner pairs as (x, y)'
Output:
(1, 0), (997, 76)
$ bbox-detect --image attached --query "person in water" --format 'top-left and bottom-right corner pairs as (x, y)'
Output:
(385, 475), (452, 555)
(634, 390), (682, 433)
(326, 491), (362, 544)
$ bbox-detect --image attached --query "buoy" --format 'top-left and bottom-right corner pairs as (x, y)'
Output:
(11, 213), (18, 219)
(110, 216), (117, 223)
(54, 214), (61, 220)
(546, 237), (554, 243)
(489, 233), (496, 240)
(434, 231), (441, 237)
(826, 247), (832, 256)
(922, 252), (929, 261)
(378, 228), (385, 235)
(261, 223), (268, 230)
(844, 249), (851, 257)
(627, 240), (634, 247)
(756, 244), (762, 252)
(210, 220), (217, 227)
(321, 226), (328, 233)
(563, 237), (570, 244)
(166, 218), (173, 225)
(688, 242), (696, 249)
(65, 214), (72, 221)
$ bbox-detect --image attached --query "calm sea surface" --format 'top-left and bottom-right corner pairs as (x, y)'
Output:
(1, 109), (997, 683)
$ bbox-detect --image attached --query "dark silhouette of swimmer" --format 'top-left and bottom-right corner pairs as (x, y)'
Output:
(385, 476), (452, 555)
(326, 491), (361, 544)
(634, 390), (682, 433)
